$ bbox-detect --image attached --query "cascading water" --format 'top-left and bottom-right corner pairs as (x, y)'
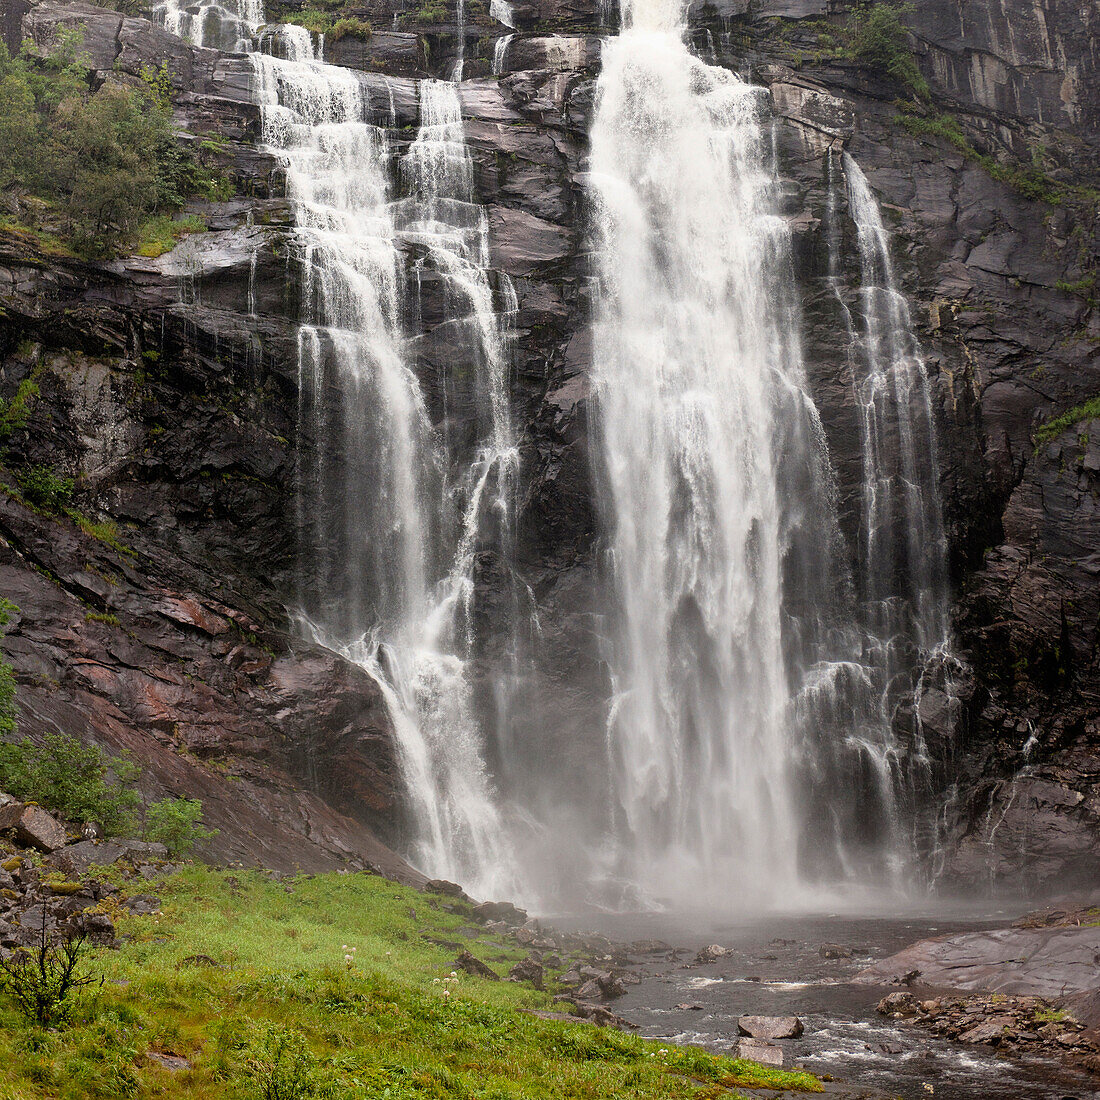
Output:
(153, 0), (261, 50)
(589, 0), (837, 900)
(160, 0), (522, 898)
(588, 0), (955, 902)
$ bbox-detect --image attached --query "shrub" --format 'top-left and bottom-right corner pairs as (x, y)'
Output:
(245, 1023), (319, 1100)
(0, 909), (99, 1027)
(0, 32), (229, 257)
(143, 797), (217, 856)
(16, 465), (74, 512)
(0, 732), (141, 835)
(0, 379), (40, 441)
(1033, 395), (1100, 447)
(844, 3), (929, 99)
(328, 17), (372, 42)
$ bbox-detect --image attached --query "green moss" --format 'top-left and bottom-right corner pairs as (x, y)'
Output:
(0, 379), (41, 442)
(133, 213), (207, 258)
(1033, 396), (1100, 447)
(328, 16), (372, 41)
(83, 611), (120, 627)
(0, 868), (822, 1098)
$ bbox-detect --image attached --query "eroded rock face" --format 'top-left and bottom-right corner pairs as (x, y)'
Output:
(1, 0), (1098, 890)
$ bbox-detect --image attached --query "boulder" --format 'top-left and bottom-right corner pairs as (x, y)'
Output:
(454, 950), (500, 981)
(508, 956), (545, 990)
(695, 944), (730, 963)
(819, 943), (852, 959)
(123, 894), (162, 915)
(737, 1038), (784, 1066)
(0, 803), (67, 852)
(471, 900), (527, 926)
(737, 1015), (804, 1040)
(959, 1015), (1017, 1044)
(424, 879), (468, 899)
(876, 992), (919, 1017)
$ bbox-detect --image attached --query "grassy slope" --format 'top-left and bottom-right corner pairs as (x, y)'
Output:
(0, 867), (822, 1099)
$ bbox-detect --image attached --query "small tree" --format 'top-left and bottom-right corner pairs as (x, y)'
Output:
(0, 733), (141, 835)
(143, 797), (217, 856)
(0, 909), (100, 1027)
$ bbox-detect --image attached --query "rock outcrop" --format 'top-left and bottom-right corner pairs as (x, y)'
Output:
(1, 0), (1098, 891)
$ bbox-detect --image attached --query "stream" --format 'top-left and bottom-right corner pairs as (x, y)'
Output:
(558, 908), (1100, 1100)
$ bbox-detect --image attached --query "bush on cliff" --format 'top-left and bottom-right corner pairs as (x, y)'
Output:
(841, 3), (930, 100)
(0, 732), (217, 852)
(0, 31), (226, 257)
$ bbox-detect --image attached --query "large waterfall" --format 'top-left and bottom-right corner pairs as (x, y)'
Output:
(155, 0), (955, 908)
(157, 0), (522, 898)
(588, 0), (952, 901)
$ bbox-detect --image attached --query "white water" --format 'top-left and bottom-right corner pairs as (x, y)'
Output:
(589, 0), (834, 900)
(153, 0), (261, 50)
(159, 0), (522, 898)
(589, 0), (955, 900)
(492, 34), (514, 75)
(843, 154), (949, 657)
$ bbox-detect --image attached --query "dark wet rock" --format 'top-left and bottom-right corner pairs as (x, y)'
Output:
(454, 949), (501, 981)
(819, 943), (853, 959)
(695, 943), (730, 963)
(876, 992), (920, 1017)
(630, 939), (673, 954)
(737, 1015), (805, 1040)
(471, 901), (527, 926)
(123, 895), (162, 915)
(146, 1052), (192, 1072)
(674, 1002), (703, 1011)
(508, 956), (545, 990)
(71, 910), (115, 942)
(857, 926), (1100, 999)
(425, 879), (469, 899)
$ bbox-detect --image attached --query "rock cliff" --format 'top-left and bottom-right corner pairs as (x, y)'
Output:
(1, 0), (1097, 892)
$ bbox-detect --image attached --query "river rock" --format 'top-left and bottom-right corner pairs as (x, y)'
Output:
(876, 992), (919, 1017)
(737, 1038), (784, 1066)
(819, 943), (852, 959)
(959, 1015), (1017, 1044)
(695, 944), (730, 963)
(471, 901), (527, 926)
(737, 1015), (804, 1039)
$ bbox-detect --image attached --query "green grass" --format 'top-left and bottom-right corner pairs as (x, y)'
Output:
(0, 868), (822, 1099)
(1033, 395), (1100, 446)
(134, 214), (207, 259)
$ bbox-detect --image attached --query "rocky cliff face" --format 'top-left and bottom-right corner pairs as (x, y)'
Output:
(1, 0), (1097, 893)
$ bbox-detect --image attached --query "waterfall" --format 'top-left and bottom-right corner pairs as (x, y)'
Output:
(842, 154), (949, 657)
(160, 0), (522, 899)
(492, 34), (514, 75)
(153, 0), (261, 50)
(588, 0), (955, 901)
(589, 1), (836, 900)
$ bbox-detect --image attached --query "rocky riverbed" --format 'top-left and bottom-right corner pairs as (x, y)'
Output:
(552, 907), (1100, 1100)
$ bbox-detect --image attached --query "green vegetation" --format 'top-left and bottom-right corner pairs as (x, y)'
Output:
(16, 465), (74, 513)
(0, 733), (216, 849)
(1034, 1006), (1069, 1025)
(0, 380), (40, 442)
(0, 31), (227, 258)
(135, 213), (207, 258)
(895, 111), (1100, 206)
(0, 867), (822, 1098)
(399, 0), (449, 25)
(84, 611), (121, 627)
(274, 6), (372, 39)
(142, 797), (217, 856)
(1033, 396), (1100, 447)
(843, 3), (929, 99)
(0, 914), (100, 1027)
(0, 733), (142, 835)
